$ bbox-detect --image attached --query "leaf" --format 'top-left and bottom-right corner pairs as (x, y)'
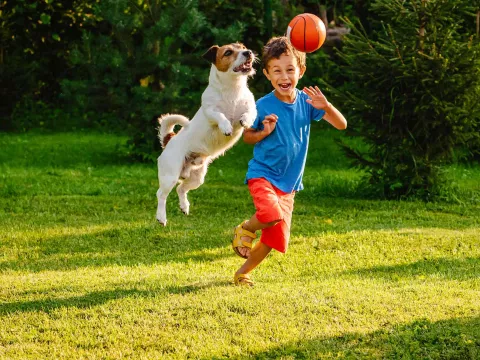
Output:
(52, 33), (61, 41)
(40, 13), (51, 25)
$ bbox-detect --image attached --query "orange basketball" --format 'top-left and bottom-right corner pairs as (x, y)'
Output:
(287, 13), (326, 53)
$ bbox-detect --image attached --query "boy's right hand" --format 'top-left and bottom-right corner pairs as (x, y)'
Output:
(261, 114), (278, 136)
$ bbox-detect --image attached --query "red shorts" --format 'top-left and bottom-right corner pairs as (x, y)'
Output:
(247, 178), (295, 253)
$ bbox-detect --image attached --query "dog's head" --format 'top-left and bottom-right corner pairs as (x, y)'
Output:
(202, 43), (255, 76)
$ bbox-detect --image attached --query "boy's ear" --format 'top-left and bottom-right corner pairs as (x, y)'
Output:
(263, 68), (271, 80)
(203, 45), (219, 64)
(299, 66), (306, 78)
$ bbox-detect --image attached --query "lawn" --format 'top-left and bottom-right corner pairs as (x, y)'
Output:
(0, 126), (479, 359)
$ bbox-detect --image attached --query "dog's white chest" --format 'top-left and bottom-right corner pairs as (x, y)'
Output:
(218, 97), (249, 121)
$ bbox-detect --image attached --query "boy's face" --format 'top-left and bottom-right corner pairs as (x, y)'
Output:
(263, 52), (306, 103)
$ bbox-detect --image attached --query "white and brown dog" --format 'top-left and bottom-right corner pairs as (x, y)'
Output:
(156, 43), (257, 225)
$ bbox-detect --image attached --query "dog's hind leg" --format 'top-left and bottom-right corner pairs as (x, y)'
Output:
(176, 162), (208, 215)
(156, 176), (177, 226)
(156, 154), (182, 226)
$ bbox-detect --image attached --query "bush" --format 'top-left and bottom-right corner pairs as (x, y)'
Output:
(60, 0), (271, 161)
(330, 0), (480, 200)
(0, 0), (94, 129)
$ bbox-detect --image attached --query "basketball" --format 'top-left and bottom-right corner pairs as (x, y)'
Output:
(287, 13), (327, 53)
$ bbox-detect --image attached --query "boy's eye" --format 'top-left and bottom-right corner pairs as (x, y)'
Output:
(224, 50), (233, 56)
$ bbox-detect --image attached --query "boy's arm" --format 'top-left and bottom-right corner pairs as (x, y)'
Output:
(323, 103), (347, 130)
(304, 86), (347, 130)
(243, 114), (278, 144)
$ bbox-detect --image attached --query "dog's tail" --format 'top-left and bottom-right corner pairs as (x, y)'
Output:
(157, 114), (190, 149)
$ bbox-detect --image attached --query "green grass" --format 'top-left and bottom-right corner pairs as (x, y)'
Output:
(1, 126), (479, 359)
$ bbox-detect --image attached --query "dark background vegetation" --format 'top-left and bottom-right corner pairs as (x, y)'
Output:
(1, 0), (479, 199)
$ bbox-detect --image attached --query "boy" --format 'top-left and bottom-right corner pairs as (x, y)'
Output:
(231, 36), (347, 286)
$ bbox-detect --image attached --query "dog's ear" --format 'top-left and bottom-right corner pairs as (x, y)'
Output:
(203, 45), (219, 64)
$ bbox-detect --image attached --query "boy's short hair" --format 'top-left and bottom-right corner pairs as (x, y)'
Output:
(262, 36), (306, 71)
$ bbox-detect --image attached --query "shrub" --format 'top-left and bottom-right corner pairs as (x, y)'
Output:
(331, 0), (480, 199)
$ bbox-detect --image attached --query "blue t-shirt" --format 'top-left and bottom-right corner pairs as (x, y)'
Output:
(245, 89), (325, 193)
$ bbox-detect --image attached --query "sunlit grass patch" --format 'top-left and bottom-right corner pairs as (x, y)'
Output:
(0, 130), (479, 359)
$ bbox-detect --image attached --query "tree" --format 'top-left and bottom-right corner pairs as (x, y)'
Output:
(330, 0), (480, 199)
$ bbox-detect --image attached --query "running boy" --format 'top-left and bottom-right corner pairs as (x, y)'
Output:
(231, 36), (347, 286)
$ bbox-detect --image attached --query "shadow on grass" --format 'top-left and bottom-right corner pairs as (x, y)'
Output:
(292, 196), (480, 233)
(0, 221), (236, 272)
(0, 281), (230, 315)
(225, 316), (480, 360)
(1, 210), (479, 273)
(344, 256), (480, 281)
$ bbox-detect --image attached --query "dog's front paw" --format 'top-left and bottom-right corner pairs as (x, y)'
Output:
(239, 113), (255, 129)
(219, 121), (233, 136)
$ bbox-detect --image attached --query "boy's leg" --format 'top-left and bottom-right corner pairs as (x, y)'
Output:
(236, 215), (279, 258)
(233, 178), (284, 258)
(234, 185), (295, 285)
(235, 241), (272, 280)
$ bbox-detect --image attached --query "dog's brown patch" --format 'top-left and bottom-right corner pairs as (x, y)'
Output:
(203, 43), (248, 72)
(215, 43), (247, 72)
(185, 152), (204, 165)
(162, 132), (175, 148)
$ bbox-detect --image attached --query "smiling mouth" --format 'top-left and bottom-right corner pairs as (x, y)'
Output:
(233, 60), (253, 73)
(279, 83), (291, 90)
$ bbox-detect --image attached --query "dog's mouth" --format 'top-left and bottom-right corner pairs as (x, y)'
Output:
(233, 60), (253, 73)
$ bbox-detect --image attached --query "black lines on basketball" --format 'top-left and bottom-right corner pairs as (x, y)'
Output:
(298, 14), (308, 52)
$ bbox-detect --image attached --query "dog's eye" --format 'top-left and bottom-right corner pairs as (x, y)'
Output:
(224, 50), (233, 56)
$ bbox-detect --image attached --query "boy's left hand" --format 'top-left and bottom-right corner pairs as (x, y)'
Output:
(304, 86), (330, 110)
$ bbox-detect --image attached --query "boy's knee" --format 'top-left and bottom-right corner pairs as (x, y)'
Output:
(257, 204), (283, 224)
(265, 219), (281, 227)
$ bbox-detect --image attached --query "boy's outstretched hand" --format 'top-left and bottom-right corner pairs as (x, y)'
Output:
(304, 86), (348, 130)
(304, 86), (330, 110)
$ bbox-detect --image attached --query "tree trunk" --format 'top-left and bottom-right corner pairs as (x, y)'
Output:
(418, 0), (428, 51)
(264, 0), (272, 40)
(320, 5), (328, 27)
(477, 10), (479, 37)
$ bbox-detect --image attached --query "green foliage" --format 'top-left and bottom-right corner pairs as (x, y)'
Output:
(331, 0), (480, 200)
(60, 0), (214, 161)
(0, 0), (95, 129)
(10, 99), (85, 132)
(2, 0), (370, 160)
(59, 0), (320, 161)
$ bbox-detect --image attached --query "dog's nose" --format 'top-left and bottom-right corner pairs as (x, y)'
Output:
(243, 50), (252, 58)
